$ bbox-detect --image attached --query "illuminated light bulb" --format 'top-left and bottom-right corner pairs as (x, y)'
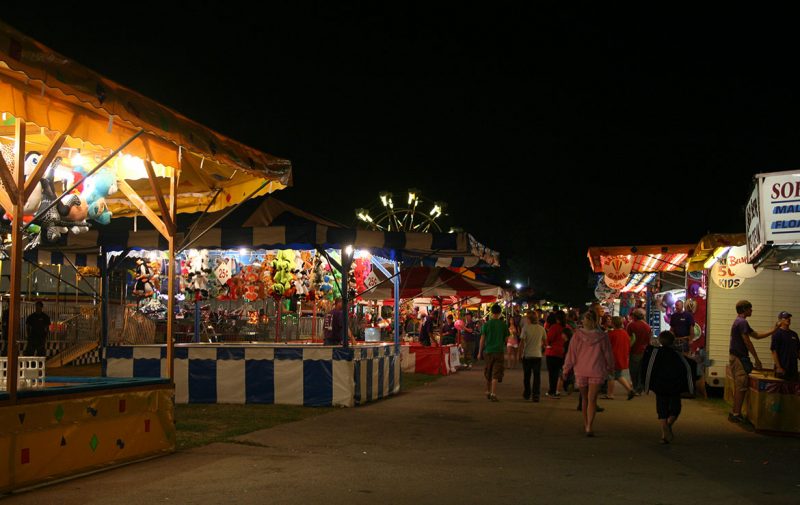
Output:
(345, 245), (353, 257)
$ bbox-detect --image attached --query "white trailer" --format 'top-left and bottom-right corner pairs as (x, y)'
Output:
(705, 268), (800, 388)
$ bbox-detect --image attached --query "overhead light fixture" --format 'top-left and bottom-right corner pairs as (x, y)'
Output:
(345, 245), (353, 257)
(515, 283), (522, 290)
(408, 188), (420, 205)
(703, 246), (731, 269)
(379, 191), (392, 207)
(505, 279), (511, 284)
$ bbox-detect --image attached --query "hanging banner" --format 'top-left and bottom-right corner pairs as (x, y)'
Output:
(710, 257), (745, 289)
(602, 255), (632, 289)
(363, 271), (381, 291)
(595, 276), (620, 301)
(745, 185), (764, 262)
(726, 245), (760, 279)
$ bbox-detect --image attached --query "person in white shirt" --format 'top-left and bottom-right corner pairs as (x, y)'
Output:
(519, 313), (546, 402)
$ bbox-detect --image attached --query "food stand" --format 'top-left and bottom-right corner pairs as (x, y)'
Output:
(359, 266), (504, 375)
(0, 20), (291, 492)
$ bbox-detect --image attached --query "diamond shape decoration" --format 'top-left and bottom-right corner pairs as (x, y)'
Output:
(89, 434), (99, 452)
(54, 405), (65, 422)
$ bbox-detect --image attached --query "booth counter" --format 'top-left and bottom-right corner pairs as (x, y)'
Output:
(105, 342), (400, 408)
(400, 343), (461, 376)
(725, 368), (800, 435)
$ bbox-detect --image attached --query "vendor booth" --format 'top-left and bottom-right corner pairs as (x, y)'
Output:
(359, 266), (505, 375)
(586, 243), (695, 333)
(0, 21), (291, 492)
(703, 170), (800, 435)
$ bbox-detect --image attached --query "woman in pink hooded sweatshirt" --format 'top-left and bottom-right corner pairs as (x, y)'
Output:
(562, 310), (615, 437)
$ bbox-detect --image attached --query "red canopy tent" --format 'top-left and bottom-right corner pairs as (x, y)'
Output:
(359, 266), (504, 303)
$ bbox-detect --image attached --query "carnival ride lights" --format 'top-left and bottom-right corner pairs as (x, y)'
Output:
(355, 189), (452, 233)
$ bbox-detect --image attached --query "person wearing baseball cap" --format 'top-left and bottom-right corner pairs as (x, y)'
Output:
(771, 311), (799, 381)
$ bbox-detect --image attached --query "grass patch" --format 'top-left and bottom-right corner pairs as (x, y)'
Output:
(401, 373), (441, 391)
(175, 404), (332, 450)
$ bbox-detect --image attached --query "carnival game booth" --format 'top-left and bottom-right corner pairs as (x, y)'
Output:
(687, 234), (800, 434)
(98, 193), (501, 405)
(359, 266), (504, 376)
(587, 244), (695, 335)
(0, 21), (292, 492)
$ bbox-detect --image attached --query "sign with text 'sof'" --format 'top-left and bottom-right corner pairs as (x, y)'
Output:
(757, 173), (800, 247)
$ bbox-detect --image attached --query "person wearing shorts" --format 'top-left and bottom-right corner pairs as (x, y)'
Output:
(478, 304), (509, 402)
(728, 300), (776, 424)
(562, 311), (614, 437)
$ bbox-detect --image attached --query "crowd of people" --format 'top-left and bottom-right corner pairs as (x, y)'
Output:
(399, 298), (798, 443)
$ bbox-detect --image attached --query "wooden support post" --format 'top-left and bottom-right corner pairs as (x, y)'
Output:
(117, 179), (171, 240)
(166, 167), (179, 381)
(6, 120), (26, 402)
(143, 160), (175, 235)
(0, 152), (19, 206)
(22, 133), (67, 201)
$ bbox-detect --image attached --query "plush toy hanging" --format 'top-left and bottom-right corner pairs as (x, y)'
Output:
(132, 258), (155, 297)
(260, 253), (276, 298)
(183, 249), (210, 301)
(81, 170), (117, 225)
(271, 250), (296, 298)
(241, 263), (262, 302)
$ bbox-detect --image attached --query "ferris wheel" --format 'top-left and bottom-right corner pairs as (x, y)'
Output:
(355, 190), (459, 233)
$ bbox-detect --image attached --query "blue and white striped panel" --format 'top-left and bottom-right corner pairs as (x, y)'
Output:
(332, 359), (354, 407)
(174, 354), (189, 404)
(274, 349), (303, 405)
(217, 354), (246, 404)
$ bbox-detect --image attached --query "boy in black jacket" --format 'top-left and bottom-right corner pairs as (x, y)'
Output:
(641, 331), (695, 444)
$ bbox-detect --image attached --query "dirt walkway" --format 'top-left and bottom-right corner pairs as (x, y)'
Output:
(5, 367), (800, 504)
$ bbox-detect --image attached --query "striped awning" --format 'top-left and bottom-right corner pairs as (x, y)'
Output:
(96, 226), (497, 267)
(587, 244), (695, 273)
(358, 267), (504, 301)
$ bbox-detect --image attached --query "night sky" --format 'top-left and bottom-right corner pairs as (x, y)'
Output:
(2, 5), (799, 303)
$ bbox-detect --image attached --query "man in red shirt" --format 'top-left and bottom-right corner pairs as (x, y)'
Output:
(626, 308), (653, 395)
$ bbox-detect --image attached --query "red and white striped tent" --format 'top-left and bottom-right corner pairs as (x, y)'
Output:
(359, 266), (504, 304)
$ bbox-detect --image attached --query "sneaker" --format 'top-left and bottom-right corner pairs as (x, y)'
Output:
(545, 392), (561, 399)
(627, 390), (635, 401)
(486, 392), (491, 400)
(489, 394), (499, 402)
(596, 406), (605, 413)
(728, 413), (745, 423)
(600, 395), (613, 400)
(523, 394), (530, 401)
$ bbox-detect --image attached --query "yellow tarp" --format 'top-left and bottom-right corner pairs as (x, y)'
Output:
(0, 20), (291, 214)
